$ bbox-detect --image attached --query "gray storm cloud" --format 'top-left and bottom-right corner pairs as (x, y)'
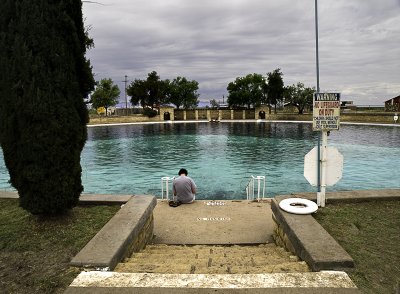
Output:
(83, 0), (400, 105)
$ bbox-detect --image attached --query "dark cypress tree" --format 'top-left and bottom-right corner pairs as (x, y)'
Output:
(0, 0), (95, 214)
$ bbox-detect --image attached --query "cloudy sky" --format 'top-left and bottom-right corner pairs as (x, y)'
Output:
(82, 0), (400, 106)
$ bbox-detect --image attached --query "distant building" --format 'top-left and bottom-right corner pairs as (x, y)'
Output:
(340, 100), (357, 111)
(385, 95), (400, 112)
(218, 103), (230, 109)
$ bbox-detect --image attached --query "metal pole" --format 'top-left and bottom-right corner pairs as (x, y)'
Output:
(315, 0), (320, 93)
(166, 179), (169, 200)
(317, 135), (321, 192)
(315, 0), (322, 197)
(320, 131), (328, 207)
(124, 75), (128, 115)
(161, 178), (164, 199)
(161, 177), (171, 200)
(252, 176), (255, 201)
(262, 176), (266, 199)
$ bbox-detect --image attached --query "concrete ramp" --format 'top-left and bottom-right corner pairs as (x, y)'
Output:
(152, 200), (274, 244)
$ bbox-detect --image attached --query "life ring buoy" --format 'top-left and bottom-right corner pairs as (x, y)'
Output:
(279, 198), (318, 215)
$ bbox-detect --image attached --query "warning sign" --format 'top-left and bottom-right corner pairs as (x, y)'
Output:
(313, 93), (341, 131)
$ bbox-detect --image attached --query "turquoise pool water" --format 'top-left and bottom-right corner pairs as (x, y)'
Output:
(0, 122), (399, 199)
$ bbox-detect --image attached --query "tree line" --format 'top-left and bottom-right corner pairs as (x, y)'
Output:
(93, 69), (315, 115)
(225, 68), (315, 114)
(91, 71), (200, 116)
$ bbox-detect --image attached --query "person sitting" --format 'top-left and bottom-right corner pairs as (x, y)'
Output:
(170, 168), (196, 206)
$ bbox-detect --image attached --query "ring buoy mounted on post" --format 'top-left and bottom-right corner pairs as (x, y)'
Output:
(279, 198), (318, 215)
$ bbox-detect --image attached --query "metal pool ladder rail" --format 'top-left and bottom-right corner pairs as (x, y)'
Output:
(246, 175), (266, 201)
(162, 175), (266, 201)
(161, 176), (174, 200)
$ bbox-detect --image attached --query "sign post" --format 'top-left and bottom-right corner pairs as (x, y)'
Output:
(312, 93), (341, 207)
(312, 1), (343, 207)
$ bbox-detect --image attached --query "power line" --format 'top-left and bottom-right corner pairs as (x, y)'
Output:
(82, 1), (106, 6)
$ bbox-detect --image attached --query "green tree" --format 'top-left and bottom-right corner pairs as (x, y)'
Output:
(210, 99), (220, 109)
(284, 83), (315, 114)
(127, 71), (169, 109)
(0, 0), (95, 214)
(128, 78), (148, 108)
(227, 73), (266, 109)
(91, 78), (120, 115)
(146, 71), (167, 109)
(168, 77), (199, 109)
(266, 68), (284, 113)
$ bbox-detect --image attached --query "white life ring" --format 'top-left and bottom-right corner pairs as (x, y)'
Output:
(279, 198), (318, 215)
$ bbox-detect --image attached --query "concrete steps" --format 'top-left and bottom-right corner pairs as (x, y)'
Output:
(66, 271), (360, 293)
(114, 244), (310, 274)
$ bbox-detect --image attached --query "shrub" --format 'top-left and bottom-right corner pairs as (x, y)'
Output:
(0, 0), (95, 214)
(143, 108), (158, 118)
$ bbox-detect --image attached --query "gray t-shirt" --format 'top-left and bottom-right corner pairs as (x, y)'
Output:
(173, 176), (196, 203)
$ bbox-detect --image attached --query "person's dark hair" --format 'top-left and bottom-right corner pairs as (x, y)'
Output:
(178, 168), (188, 176)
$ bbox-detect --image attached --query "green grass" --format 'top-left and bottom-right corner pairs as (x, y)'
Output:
(314, 200), (400, 294)
(0, 199), (120, 293)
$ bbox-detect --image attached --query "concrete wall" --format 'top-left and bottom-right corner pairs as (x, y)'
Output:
(271, 197), (354, 271)
(272, 213), (296, 255)
(161, 105), (272, 121)
(89, 108), (397, 124)
(159, 107), (175, 121)
(70, 196), (157, 271)
(88, 115), (153, 125)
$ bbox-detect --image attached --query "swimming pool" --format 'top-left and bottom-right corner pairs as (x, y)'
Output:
(0, 122), (399, 199)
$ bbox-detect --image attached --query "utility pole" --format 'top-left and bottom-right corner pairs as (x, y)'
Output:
(124, 75), (128, 115)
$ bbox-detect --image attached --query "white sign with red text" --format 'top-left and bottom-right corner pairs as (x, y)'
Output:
(313, 93), (341, 131)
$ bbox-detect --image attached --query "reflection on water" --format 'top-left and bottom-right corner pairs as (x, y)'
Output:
(1, 122), (399, 199)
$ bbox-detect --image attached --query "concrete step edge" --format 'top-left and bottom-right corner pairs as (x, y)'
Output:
(132, 247), (290, 256)
(135, 250), (287, 256)
(130, 251), (289, 259)
(141, 248), (286, 254)
(124, 256), (299, 265)
(115, 262), (310, 274)
(69, 271), (358, 290)
(144, 244), (280, 251)
(145, 244), (278, 249)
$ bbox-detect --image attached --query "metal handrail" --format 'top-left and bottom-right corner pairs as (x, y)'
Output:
(161, 176), (174, 200)
(163, 175), (265, 201)
(246, 175), (266, 201)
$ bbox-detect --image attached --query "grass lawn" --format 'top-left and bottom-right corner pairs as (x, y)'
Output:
(314, 200), (400, 294)
(0, 198), (120, 293)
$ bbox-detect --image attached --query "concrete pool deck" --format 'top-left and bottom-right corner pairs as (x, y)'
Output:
(4, 187), (399, 200)
(152, 199), (274, 245)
